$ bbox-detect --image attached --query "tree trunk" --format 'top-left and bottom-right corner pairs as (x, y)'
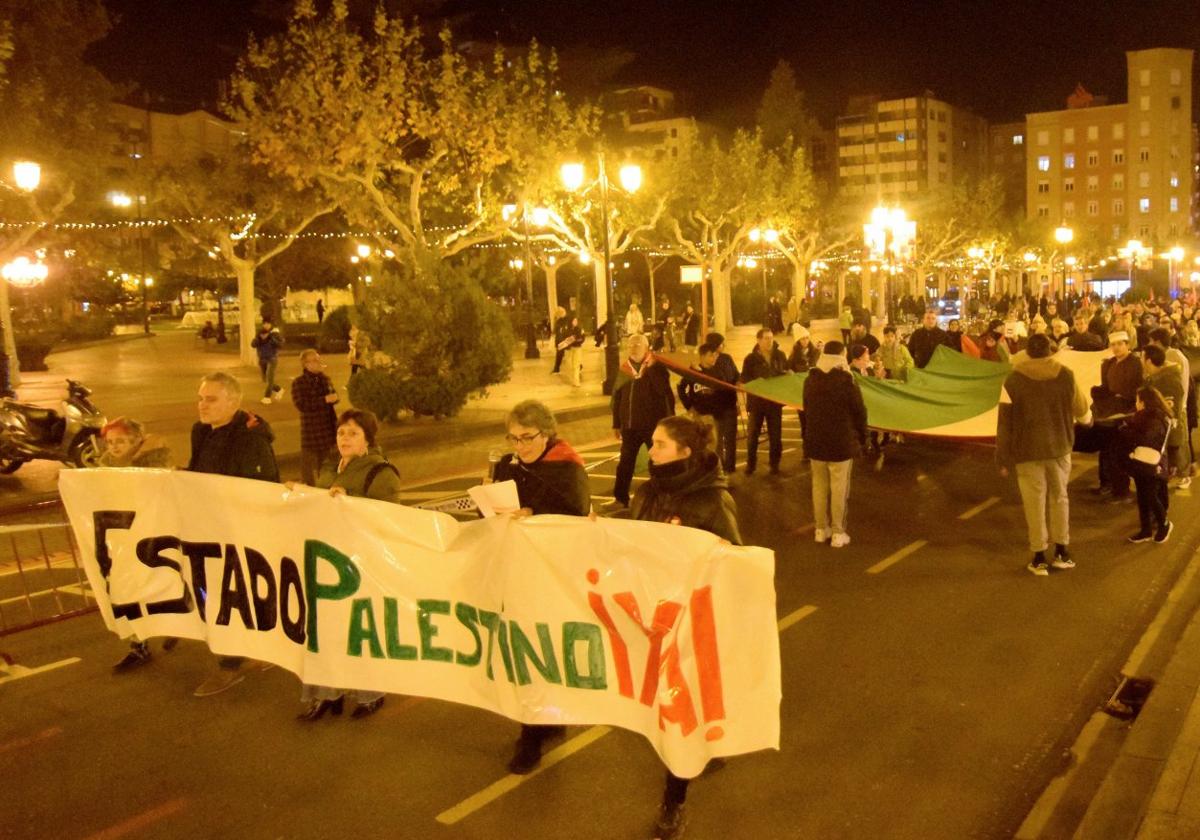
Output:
(591, 260), (608, 330)
(544, 263), (559, 321)
(791, 265), (808, 303)
(0, 280), (19, 388)
(234, 261), (257, 366)
(710, 265), (733, 333)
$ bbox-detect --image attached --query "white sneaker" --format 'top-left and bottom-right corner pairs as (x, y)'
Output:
(260, 397), (272, 405)
(813, 529), (829, 543)
(830, 533), (851, 548)
(1176, 476), (1192, 490)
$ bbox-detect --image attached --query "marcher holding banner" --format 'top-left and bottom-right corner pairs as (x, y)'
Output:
(297, 409), (399, 720)
(492, 400), (592, 773)
(633, 414), (741, 840)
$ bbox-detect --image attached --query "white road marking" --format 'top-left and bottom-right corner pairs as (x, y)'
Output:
(435, 725), (613, 825)
(1014, 711), (1111, 839)
(957, 496), (1000, 521)
(866, 540), (928, 575)
(0, 657), (81, 685)
(777, 605), (818, 632)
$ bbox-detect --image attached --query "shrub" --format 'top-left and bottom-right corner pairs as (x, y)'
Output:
(62, 312), (116, 342)
(358, 255), (513, 418)
(347, 368), (404, 422)
(319, 305), (354, 353)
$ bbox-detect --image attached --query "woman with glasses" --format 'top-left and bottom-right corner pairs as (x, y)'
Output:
(489, 399), (591, 773)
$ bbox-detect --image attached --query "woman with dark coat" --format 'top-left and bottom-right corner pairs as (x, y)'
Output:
(494, 400), (591, 775)
(680, 304), (700, 349)
(296, 409), (399, 721)
(1122, 386), (1174, 544)
(632, 415), (740, 839)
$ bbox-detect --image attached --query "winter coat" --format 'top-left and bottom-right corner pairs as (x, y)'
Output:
(677, 353), (739, 417)
(788, 341), (821, 373)
(944, 331), (964, 353)
(631, 450), (741, 545)
(1096, 353), (1144, 414)
(742, 345), (788, 413)
(1119, 408), (1171, 477)
(1066, 330), (1105, 351)
(188, 410), (280, 482)
(611, 355), (675, 432)
(878, 341), (915, 381)
(291, 369), (338, 453)
(1146, 366), (1185, 447)
(681, 311), (699, 345)
(251, 328), (283, 363)
(802, 360), (868, 462)
(493, 437), (590, 516)
(996, 354), (1091, 467)
(907, 326), (947, 369)
(97, 434), (172, 468)
(316, 447), (400, 501)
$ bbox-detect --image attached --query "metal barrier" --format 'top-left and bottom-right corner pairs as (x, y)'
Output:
(0, 516), (95, 637)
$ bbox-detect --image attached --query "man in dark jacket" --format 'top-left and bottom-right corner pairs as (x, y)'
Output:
(607, 334), (675, 509)
(291, 349), (339, 485)
(803, 341), (868, 547)
(907, 309), (948, 368)
(742, 328), (789, 475)
(677, 336), (740, 474)
(1066, 314), (1105, 351)
(550, 306), (570, 374)
(190, 371), (280, 697)
(1094, 330), (1144, 499)
(251, 319), (284, 403)
(997, 333), (1092, 575)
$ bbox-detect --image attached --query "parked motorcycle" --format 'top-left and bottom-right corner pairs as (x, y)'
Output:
(0, 380), (106, 472)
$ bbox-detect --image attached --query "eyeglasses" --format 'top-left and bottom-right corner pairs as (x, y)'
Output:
(505, 432), (543, 445)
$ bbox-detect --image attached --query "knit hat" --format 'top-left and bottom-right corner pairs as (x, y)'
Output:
(792, 325), (810, 340)
(1108, 330), (1130, 344)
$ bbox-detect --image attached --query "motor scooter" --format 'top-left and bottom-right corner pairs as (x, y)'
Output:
(0, 380), (106, 472)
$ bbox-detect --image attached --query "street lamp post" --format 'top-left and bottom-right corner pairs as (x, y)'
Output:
(502, 204), (545, 360)
(2, 161), (42, 393)
(561, 153), (642, 395)
(1053, 225), (1073, 297)
(863, 206), (915, 324)
(1164, 246), (1185, 298)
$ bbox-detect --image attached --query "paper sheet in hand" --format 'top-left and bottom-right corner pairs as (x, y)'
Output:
(468, 480), (520, 517)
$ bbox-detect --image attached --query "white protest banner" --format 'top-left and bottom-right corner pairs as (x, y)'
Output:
(59, 469), (781, 778)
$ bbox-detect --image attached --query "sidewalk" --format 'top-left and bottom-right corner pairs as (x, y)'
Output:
(1071, 537), (1200, 840)
(3, 323), (772, 506)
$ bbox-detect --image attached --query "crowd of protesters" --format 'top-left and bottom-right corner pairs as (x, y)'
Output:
(84, 285), (1200, 839)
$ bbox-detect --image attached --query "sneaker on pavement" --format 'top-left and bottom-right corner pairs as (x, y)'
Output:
(1027, 552), (1049, 576)
(260, 397), (272, 405)
(1154, 521), (1174, 544)
(1127, 531), (1153, 544)
(1176, 477), (1192, 490)
(113, 641), (151, 673)
(193, 669), (246, 697)
(599, 499), (628, 514)
(1050, 556), (1075, 570)
(813, 528), (829, 543)
(830, 532), (850, 548)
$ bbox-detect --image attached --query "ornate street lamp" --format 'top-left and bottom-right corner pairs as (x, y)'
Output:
(560, 155), (643, 395)
(863, 206), (915, 323)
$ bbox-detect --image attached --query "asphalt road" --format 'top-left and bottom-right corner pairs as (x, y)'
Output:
(2, 417), (1198, 840)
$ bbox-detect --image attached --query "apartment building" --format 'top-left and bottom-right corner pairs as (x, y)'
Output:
(836, 92), (988, 199)
(988, 121), (1027, 214)
(1024, 48), (1195, 247)
(603, 86), (705, 162)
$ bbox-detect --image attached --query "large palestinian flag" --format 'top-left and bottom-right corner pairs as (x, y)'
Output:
(658, 345), (1108, 440)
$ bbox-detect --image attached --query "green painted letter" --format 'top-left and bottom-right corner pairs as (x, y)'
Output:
(417, 599), (453, 663)
(510, 621), (562, 686)
(383, 597), (417, 660)
(455, 602), (482, 667)
(304, 540), (361, 653)
(347, 598), (384, 659)
(563, 622), (607, 690)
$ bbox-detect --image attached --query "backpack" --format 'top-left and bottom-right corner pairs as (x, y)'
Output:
(363, 460), (400, 496)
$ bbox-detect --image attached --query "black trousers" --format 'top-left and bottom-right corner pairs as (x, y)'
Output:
(551, 348), (564, 373)
(614, 427), (655, 505)
(707, 409), (737, 474)
(664, 771), (689, 807)
(1130, 462), (1169, 533)
(747, 403), (782, 470)
(1097, 424), (1130, 495)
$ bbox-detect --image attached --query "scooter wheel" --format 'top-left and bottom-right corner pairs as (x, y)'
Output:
(68, 433), (101, 468)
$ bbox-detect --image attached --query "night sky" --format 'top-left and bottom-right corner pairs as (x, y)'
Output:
(89, 0), (1200, 125)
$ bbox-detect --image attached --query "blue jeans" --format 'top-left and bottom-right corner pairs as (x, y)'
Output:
(259, 358), (279, 398)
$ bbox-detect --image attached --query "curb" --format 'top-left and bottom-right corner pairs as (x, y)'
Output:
(1016, 502), (1200, 839)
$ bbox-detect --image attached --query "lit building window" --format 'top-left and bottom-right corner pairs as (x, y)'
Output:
(1012, 134), (1024, 145)
(1169, 174), (1179, 188)
(1064, 153), (1076, 169)
(1037, 156), (1051, 171)
(1139, 197), (1150, 213)
(1169, 197), (1178, 212)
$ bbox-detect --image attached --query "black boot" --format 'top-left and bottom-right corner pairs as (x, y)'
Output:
(113, 641), (151, 673)
(297, 695), (344, 721)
